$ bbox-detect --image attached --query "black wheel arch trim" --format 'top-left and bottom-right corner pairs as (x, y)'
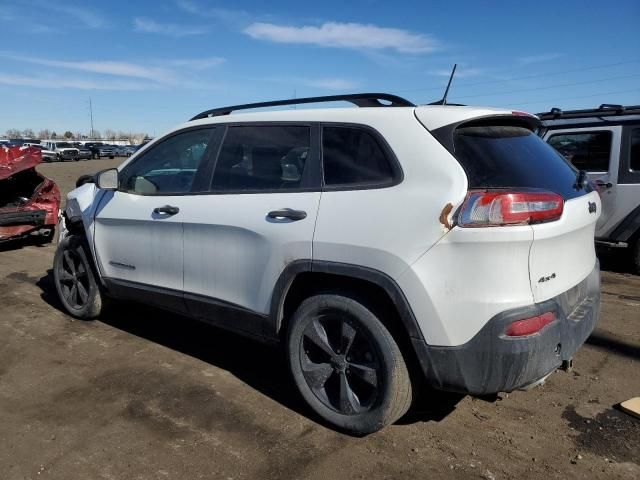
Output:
(270, 260), (425, 342)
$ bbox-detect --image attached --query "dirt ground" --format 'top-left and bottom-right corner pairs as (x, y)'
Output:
(0, 159), (638, 480)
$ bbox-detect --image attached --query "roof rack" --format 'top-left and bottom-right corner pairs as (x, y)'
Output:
(190, 93), (415, 121)
(537, 104), (640, 120)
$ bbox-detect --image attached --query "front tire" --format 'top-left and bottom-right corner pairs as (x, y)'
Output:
(287, 294), (412, 435)
(53, 235), (104, 319)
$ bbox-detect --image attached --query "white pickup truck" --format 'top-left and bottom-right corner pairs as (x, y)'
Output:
(42, 141), (79, 161)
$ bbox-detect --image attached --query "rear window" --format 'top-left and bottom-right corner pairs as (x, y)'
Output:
(453, 125), (588, 199)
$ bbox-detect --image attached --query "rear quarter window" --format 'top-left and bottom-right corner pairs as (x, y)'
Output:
(453, 125), (588, 200)
(322, 126), (398, 188)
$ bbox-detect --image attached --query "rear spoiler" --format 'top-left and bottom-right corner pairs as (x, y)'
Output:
(428, 113), (541, 155)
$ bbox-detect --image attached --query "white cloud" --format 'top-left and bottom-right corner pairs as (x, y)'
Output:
(133, 17), (209, 37)
(0, 54), (226, 91)
(299, 78), (358, 90)
(0, 4), (56, 32)
(31, 0), (106, 29)
(517, 53), (564, 65)
(5, 55), (175, 83)
(429, 67), (485, 78)
(176, 0), (250, 26)
(0, 73), (153, 90)
(265, 76), (359, 91)
(244, 22), (438, 53)
(166, 57), (226, 70)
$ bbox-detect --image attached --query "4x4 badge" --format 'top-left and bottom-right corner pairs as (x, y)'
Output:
(538, 273), (556, 283)
(588, 201), (597, 214)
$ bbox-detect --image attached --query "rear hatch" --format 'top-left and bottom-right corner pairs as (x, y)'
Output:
(0, 145), (43, 180)
(433, 116), (600, 302)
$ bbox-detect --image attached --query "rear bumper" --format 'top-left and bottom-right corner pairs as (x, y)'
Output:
(0, 209), (47, 227)
(0, 209), (50, 242)
(412, 261), (601, 395)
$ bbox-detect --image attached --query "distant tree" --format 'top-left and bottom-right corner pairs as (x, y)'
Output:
(91, 130), (101, 140)
(5, 128), (22, 138)
(22, 129), (35, 138)
(51, 131), (57, 139)
(104, 129), (116, 141)
(64, 131), (74, 139)
(38, 129), (51, 139)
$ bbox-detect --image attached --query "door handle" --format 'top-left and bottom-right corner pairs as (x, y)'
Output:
(153, 205), (180, 215)
(267, 209), (307, 221)
(593, 180), (613, 189)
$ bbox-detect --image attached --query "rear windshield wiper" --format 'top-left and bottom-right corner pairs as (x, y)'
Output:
(574, 170), (588, 190)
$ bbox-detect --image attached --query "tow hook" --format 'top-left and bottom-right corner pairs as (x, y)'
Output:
(560, 359), (573, 372)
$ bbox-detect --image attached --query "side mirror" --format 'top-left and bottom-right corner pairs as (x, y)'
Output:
(75, 174), (95, 188)
(96, 168), (118, 190)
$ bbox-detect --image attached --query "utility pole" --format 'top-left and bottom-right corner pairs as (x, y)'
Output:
(89, 98), (95, 139)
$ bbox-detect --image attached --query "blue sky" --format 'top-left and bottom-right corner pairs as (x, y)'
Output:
(1, 0), (639, 136)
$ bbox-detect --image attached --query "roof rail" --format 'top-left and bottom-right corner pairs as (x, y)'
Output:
(189, 93), (415, 121)
(537, 104), (640, 120)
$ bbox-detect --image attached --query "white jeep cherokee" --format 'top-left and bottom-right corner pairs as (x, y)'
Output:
(54, 93), (601, 434)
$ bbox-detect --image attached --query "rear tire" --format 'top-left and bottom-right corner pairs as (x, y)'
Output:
(53, 235), (105, 319)
(287, 294), (412, 435)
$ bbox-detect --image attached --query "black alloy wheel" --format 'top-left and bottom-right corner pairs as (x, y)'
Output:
(53, 235), (104, 319)
(300, 311), (381, 415)
(57, 248), (91, 309)
(287, 294), (412, 434)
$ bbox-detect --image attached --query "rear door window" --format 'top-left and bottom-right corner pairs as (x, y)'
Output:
(210, 125), (311, 192)
(453, 125), (588, 199)
(547, 131), (612, 172)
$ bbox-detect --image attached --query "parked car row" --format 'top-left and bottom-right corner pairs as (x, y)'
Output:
(17, 141), (140, 162)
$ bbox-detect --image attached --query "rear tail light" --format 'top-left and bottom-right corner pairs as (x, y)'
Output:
(505, 311), (556, 337)
(458, 190), (563, 227)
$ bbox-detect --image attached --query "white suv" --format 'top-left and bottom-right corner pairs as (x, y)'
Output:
(54, 93), (601, 434)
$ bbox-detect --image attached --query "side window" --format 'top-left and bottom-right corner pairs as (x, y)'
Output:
(120, 128), (214, 194)
(547, 131), (612, 172)
(322, 126), (395, 187)
(630, 128), (640, 171)
(210, 125), (310, 192)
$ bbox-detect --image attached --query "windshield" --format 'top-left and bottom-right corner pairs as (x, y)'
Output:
(56, 142), (73, 148)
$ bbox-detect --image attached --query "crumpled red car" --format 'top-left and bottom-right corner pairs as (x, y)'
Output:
(0, 145), (60, 243)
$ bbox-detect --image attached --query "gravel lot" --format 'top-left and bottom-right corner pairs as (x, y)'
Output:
(1, 159), (638, 479)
